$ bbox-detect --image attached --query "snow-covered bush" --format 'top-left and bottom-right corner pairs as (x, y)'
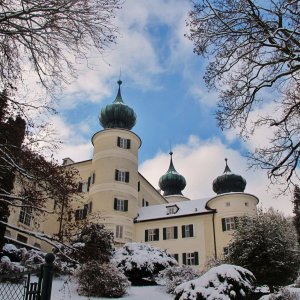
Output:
(1, 243), (26, 262)
(21, 249), (45, 272)
(53, 257), (78, 276)
(201, 256), (224, 273)
(112, 242), (178, 286)
(265, 288), (298, 300)
(0, 256), (25, 283)
(52, 244), (81, 276)
(174, 264), (255, 300)
(158, 265), (200, 294)
(77, 261), (130, 298)
(294, 275), (300, 287)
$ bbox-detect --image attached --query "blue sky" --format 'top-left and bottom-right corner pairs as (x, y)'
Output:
(44, 0), (294, 214)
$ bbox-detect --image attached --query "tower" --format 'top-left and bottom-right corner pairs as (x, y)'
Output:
(207, 159), (258, 257)
(90, 80), (141, 244)
(158, 152), (189, 203)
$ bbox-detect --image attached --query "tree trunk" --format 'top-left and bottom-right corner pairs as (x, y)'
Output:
(0, 203), (10, 249)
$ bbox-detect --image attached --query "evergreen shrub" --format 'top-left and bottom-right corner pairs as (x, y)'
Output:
(77, 261), (130, 298)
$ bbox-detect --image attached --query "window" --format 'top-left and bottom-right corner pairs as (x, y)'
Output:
(225, 202), (230, 207)
(183, 252), (199, 265)
(78, 181), (89, 192)
(88, 201), (93, 213)
(114, 198), (128, 211)
(167, 205), (179, 215)
(182, 224), (194, 238)
(17, 234), (28, 244)
(117, 137), (131, 149)
(34, 243), (41, 249)
(87, 176), (91, 191)
(245, 202), (249, 207)
(223, 247), (230, 257)
(138, 181), (140, 192)
(75, 206), (88, 220)
(163, 226), (178, 240)
(116, 225), (123, 239)
(142, 198), (149, 207)
(92, 172), (96, 184)
(222, 217), (238, 231)
(53, 199), (58, 210)
(171, 254), (179, 262)
(5, 230), (11, 237)
(19, 207), (32, 226)
(115, 170), (129, 183)
(145, 228), (159, 242)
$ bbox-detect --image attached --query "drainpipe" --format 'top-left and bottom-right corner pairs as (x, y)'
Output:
(212, 212), (217, 259)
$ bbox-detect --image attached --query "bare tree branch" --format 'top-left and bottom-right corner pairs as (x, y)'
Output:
(187, 0), (300, 187)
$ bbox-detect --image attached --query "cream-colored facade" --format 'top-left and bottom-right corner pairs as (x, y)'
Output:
(6, 82), (258, 268)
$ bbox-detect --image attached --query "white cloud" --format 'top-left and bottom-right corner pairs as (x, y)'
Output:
(140, 135), (294, 215)
(190, 85), (219, 107)
(224, 101), (280, 151)
(44, 115), (93, 163)
(56, 0), (199, 109)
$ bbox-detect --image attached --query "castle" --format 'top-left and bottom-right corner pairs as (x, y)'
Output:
(6, 81), (258, 268)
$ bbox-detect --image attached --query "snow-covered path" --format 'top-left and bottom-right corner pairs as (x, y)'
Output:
(52, 278), (173, 300)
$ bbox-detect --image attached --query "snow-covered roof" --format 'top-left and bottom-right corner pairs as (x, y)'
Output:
(135, 197), (214, 222)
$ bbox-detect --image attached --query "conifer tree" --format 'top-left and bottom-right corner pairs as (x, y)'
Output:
(0, 91), (26, 249)
(293, 185), (300, 245)
(226, 208), (299, 292)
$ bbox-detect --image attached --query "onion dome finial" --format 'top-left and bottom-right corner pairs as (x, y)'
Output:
(99, 81), (136, 130)
(159, 152), (186, 196)
(212, 158), (246, 194)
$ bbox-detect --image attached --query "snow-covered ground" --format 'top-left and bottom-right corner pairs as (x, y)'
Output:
(52, 277), (173, 300)
(51, 277), (300, 300)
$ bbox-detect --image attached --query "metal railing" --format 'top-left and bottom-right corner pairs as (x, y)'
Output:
(0, 253), (55, 300)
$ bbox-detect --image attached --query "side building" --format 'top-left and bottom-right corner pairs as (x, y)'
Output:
(5, 81), (258, 268)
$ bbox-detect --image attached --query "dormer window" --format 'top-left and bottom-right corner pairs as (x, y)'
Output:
(166, 205), (179, 215)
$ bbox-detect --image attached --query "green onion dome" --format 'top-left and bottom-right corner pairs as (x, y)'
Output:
(159, 152), (186, 196)
(213, 158), (246, 194)
(99, 80), (136, 130)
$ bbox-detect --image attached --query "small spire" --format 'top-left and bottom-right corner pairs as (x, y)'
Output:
(114, 80), (123, 103)
(168, 151), (177, 173)
(224, 158), (232, 173)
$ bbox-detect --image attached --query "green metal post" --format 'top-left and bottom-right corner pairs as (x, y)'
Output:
(40, 253), (55, 300)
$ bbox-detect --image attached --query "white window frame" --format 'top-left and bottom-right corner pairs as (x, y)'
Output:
(167, 205), (178, 215)
(186, 252), (195, 265)
(75, 209), (84, 220)
(166, 227), (175, 239)
(118, 171), (126, 182)
(116, 199), (125, 211)
(119, 138), (128, 149)
(225, 217), (236, 231)
(183, 225), (193, 238)
(82, 181), (88, 192)
(148, 229), (156, 241)
(116, 225), (123, 239)
(19, 207), (32, 226)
